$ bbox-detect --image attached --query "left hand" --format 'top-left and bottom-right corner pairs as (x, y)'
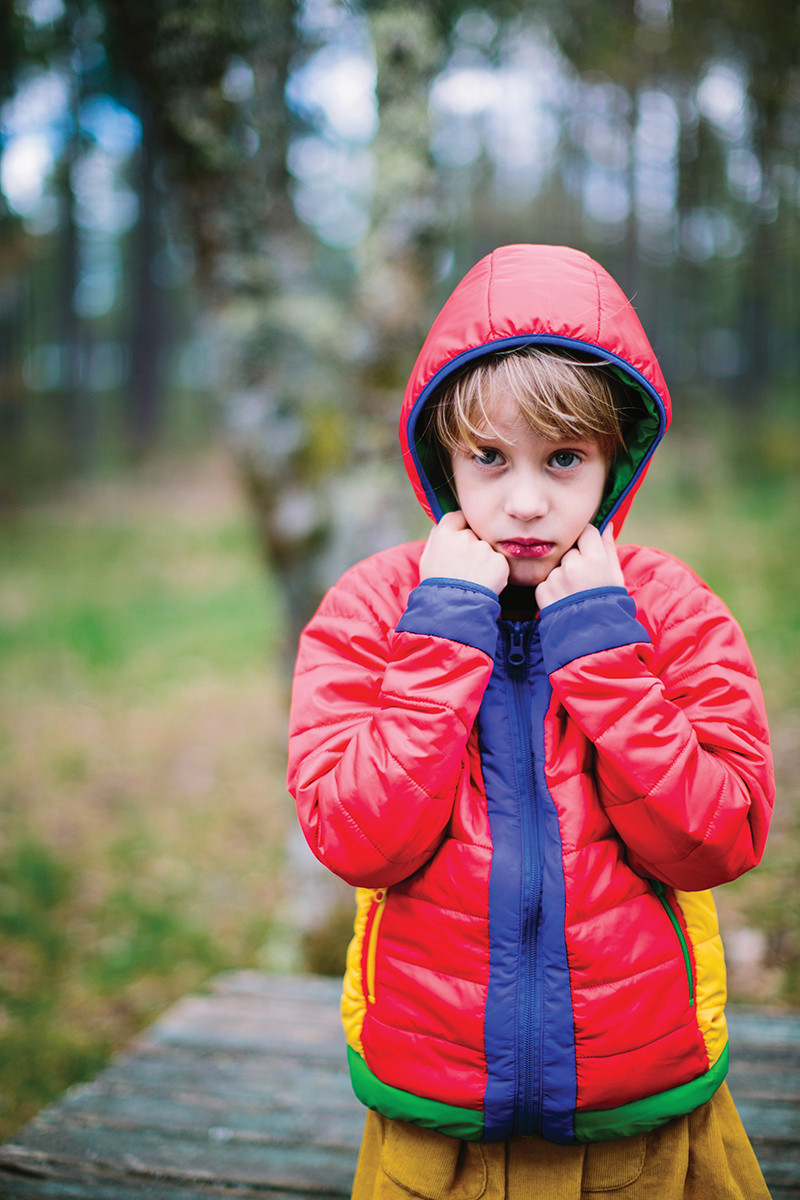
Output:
(535, 524), (624, 609)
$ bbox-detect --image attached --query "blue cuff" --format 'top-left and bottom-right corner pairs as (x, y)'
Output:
(417, 577), (500, 601)
(539, 586), (651, 675)
(396, 579), (501, 658)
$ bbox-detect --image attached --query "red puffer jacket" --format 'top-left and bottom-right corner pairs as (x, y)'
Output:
(287, 245), (774, 1144)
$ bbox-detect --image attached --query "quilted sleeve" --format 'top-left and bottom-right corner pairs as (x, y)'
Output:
(538, 558), (774, 891)
(287, 568), (500, 888)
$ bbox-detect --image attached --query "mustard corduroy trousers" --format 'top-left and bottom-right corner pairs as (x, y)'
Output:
(350, 1084), (770, 1200)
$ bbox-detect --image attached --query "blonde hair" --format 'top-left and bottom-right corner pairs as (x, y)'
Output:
(424, 346), (629, 464)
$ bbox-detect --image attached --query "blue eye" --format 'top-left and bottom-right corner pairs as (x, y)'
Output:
(475, 448), (503, 466)
(552, 450), (579, 469)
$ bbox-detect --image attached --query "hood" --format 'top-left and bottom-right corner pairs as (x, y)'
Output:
(399, 244), (671, 536)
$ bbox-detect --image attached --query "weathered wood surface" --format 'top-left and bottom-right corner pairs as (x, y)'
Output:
(726, 1007), (800, 1198)
(0, 972), (798, 1198)
(0, 973), (362, 1199)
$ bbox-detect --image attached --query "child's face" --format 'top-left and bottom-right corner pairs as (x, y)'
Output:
(449, 386), (609, 589)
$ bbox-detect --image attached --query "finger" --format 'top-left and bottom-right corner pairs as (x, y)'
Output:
(556, 547), (581, 574)
(575, 523), (602, 552)
(437, 509), (467, 530)
(601, 523), (617, 551)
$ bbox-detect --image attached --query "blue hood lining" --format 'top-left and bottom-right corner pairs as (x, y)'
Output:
(407, 335), (667, 530)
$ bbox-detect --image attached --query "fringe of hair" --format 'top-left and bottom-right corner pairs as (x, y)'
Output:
(424, 346), (630, 463)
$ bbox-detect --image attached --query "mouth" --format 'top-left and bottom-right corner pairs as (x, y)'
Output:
(498, 539), (555, 559)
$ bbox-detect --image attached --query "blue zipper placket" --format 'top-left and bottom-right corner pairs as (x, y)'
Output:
(504, 619), (545, 1136)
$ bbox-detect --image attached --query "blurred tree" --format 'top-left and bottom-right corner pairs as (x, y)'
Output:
(0, 0), (176, 487)
(359, 2), (450, 367)
(541, 0), (800, 409)
(300, 3), (457, 623)
(96, 0), (471, 646)
(2, 0), (800, 573)
(99, 0), (338, 644)
(694, 0), (800, 409)
(125, 105), (167, 456)
(55, 15), (91, 470)
(0, 0), (33, 503)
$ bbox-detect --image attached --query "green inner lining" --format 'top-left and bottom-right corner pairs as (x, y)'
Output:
(652, 878), (695, 1007)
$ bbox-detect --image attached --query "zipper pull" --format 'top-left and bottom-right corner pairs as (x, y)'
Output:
(508, 624), (526, 670)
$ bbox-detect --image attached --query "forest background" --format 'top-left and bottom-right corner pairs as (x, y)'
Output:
(1, 0), (799, 1138)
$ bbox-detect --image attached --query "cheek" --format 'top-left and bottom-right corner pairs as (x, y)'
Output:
(449, 459), (466, 505)
(457, 487), (486, 529)
(564, 480), (606, 534)
(450, 468), (483, 520)
(463, 492), (501, 542)
(587, 464), (609, 516)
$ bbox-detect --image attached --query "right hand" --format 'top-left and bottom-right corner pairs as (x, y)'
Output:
(419, 510), (509, 595)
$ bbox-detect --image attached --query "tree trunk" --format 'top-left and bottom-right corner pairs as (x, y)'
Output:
(125, 106), (166, 457)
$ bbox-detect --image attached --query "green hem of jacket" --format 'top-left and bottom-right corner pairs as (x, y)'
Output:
(347, 1043), (729, 1144)
(348, 1046), (485, 1140)
(573, 1044), (729, 1143)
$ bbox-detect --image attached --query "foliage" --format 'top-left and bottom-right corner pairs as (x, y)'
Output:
(0, 455), (289, 1137)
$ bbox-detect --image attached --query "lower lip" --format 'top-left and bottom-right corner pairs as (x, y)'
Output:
(499, 541), (554, 559)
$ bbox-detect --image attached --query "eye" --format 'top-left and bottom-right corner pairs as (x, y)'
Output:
(474, 447), (504, 467)
(551, 449), (580, 469)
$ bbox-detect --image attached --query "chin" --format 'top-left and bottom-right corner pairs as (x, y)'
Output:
(508, 565), (549, 589)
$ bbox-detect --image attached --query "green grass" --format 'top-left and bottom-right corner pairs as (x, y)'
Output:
(0, 453), (290, 1137)
(0, 496), (279, 692)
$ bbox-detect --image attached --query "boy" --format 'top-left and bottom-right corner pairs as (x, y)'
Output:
(287, 244), (774, 1197)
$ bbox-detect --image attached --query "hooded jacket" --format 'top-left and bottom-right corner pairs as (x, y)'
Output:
(287, 245), (774, 1144)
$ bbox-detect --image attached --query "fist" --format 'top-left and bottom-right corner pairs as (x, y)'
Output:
(420, 511), (509, 595)
(535, 523), (624, 609)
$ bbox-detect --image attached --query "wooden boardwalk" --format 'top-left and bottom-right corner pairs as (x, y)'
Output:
(0, 971), (798, 1198)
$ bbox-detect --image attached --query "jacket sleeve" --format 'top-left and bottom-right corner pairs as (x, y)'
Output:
(538, 561), (774, 891)
(287, 568), (500, 888)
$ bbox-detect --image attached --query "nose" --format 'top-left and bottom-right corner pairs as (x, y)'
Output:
(504, 467), (549, 521)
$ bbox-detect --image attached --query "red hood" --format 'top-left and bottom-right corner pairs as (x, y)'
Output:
(399, 244), (671, 536)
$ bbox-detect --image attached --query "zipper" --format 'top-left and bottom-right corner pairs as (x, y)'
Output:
(362, 888), (388, 1004)
(504, 621), (544, 1136)
(652, 879), (695, 1006)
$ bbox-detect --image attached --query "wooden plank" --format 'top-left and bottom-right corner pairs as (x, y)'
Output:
(0, 1175), (338, 1200)
(0, 976), (798, 1199)
(0, 972), (361, 1199)
(137, 995), (345, 1059)
(42, 1082), (363, 1146)
(71, 1045), (354, 1109)
(2, 1122), (359, 1194)
(727, 1007), (800, 1047)
(67, 1051), (360, 1117)
(135, 971), (345, 1060)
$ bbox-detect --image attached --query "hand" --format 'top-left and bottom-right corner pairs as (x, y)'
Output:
(535, 524), (624, 609)
(419, 511), (510, 595)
